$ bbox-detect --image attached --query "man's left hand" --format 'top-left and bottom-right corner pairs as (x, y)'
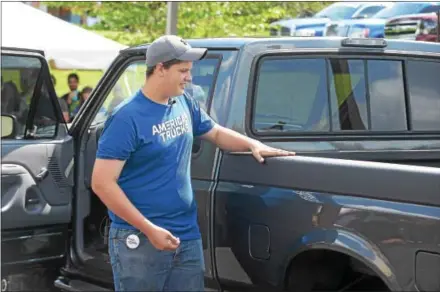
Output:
(251, 142), (296, 163)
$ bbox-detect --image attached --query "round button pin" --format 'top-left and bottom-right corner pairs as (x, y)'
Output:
(126, 234), (140, 249)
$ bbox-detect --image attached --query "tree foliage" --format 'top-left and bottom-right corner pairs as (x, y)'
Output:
(43, 1), (330, 46)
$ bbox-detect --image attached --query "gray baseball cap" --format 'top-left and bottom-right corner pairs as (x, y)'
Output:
(146, 35), (207, 67)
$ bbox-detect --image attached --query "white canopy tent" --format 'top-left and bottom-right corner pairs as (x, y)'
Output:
(2, 2), (129, 70)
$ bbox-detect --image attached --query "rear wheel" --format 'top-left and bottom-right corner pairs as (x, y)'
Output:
(286, 250), (389, 292)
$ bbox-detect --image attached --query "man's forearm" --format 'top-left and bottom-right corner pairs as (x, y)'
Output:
(92, 181), (154, 235)
(211, 125), (261, 152)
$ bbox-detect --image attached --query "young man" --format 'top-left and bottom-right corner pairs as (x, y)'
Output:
(60, 73), (81, 121)
(91, 35), (295, 292)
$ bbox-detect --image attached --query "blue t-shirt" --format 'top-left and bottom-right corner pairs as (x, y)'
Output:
(96, 90), (215, 240)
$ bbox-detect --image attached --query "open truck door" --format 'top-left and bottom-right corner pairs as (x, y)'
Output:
(1, 47), (73, 290)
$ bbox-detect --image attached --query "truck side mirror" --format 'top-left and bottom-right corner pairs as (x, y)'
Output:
(1, 114), (18, 139)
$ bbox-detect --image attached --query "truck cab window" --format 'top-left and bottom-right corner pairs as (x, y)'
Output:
(253, 56), (409, 135)
(328, 59), (368, 131)
(30, 80), (60, 138)
(253, 58), (330, 133)
(407, 60), (440, 131)
(1, 55), (41, 139)
(185, 57), (220, 112)
(368, 60), (406, 131)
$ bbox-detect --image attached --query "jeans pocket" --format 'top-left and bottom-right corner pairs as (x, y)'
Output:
(109, 228), (177, 291)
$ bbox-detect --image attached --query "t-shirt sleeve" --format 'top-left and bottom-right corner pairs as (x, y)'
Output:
(96, 113), (137, 160)
(187, 96), (215, 137)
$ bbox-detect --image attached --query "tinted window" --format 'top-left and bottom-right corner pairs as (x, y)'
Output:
(368, 60), (407, 131)
(1, 55), (41, 138)
(407, 61), (440, 131)
(328, 59), (368, 131)
(253, 57), (409, 135)
(253, 58), (330, 133)
(1, 54), (60, 139)
(30, 80), (59, 138)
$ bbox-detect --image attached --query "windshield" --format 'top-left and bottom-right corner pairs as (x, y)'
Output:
(374, 2), (430, 19)
(314, 4), (359, 20)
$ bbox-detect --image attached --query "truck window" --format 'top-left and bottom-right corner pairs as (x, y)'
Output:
(1, 54), (60, 139)
(1, 55), (40, 138)
(91, 57), (220, 126)
(30, 79), (61, 138)
(407, 60), (440, 131)
(367, 60), (407, 131)
(253, 58), (330, 133)
(252, 56), (409, 135)
(185, 56), (220, 112)
(328, 59), (368, 131)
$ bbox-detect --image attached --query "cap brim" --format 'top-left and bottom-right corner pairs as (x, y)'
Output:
(177, 48), (208, 62)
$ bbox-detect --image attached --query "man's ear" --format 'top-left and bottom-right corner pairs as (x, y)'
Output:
(156, 63), (165, 77)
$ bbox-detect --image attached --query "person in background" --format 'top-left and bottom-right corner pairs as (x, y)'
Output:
(1, 76), (19, 113)
(71, 86), (93, 119)
(60, 73), (81, 121)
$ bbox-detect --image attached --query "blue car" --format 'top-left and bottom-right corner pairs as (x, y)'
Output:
(269, 2), (391, 37)
(326, 2), (440, 38)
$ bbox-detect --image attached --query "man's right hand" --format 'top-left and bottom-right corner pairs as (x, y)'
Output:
(145, 224), (180, 251)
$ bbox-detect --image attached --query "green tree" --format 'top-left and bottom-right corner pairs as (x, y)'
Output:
(43, 2), (329, 46)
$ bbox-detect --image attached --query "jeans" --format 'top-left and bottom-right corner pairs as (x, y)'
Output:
(108, 227), (205, 291)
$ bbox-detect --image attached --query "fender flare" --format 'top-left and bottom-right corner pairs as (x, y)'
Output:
(280, 228), (401, 291)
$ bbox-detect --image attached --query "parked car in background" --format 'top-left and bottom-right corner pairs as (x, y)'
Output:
(325, 2), (440, 38)
(269, 2), (391, 37)
(385, 12), (439, 41)
(416, 12), (439, 42)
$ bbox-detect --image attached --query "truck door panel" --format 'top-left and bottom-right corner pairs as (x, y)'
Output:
(1, 48), (72, 273)
(2, 140), (73, 229)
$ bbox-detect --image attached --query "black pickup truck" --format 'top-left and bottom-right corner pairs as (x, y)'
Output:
(2, 37), (440, 292)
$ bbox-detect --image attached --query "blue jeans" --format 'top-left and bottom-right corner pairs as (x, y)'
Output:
(108, 227), (205, 291)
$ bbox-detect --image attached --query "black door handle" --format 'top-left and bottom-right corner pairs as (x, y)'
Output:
(36, 167), (49, 182)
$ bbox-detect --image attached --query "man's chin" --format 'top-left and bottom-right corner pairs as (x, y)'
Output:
(174, 89), (185, 96)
